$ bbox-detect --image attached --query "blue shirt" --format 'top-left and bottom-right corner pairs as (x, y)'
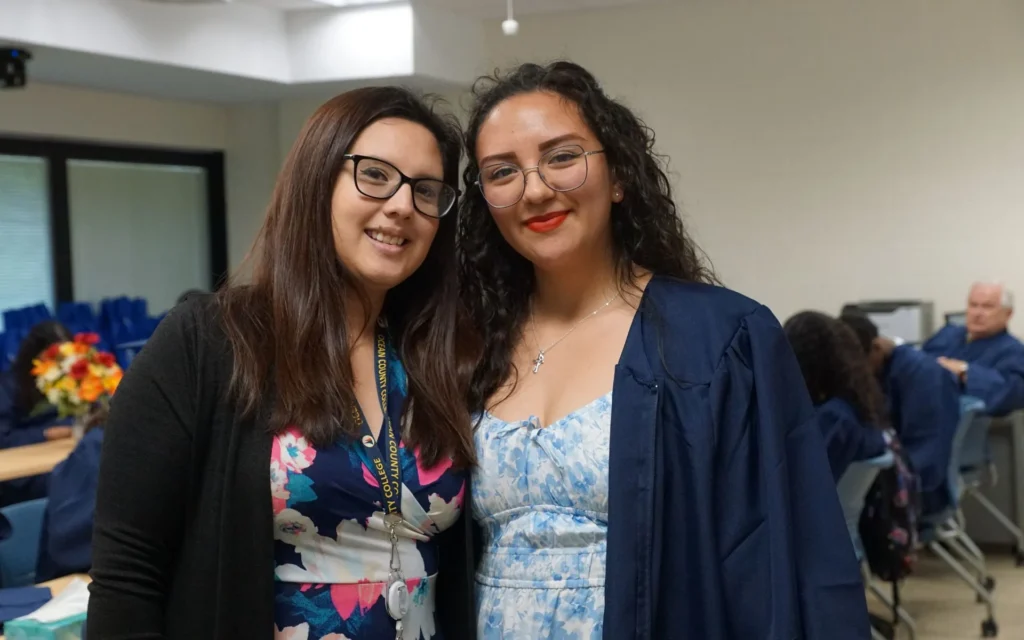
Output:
(923, 326), (1024, 416)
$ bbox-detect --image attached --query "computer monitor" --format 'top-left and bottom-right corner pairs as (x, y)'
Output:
(945, 311), (967, 327)
(841, 300), (934, 346)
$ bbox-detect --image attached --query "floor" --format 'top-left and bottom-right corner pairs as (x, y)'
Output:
(867, 551), (1023, 639)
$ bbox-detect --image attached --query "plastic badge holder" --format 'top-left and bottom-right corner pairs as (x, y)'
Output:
(4, 579), (89, 640)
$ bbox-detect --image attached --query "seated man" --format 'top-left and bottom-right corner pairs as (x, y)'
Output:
(924, 282), (1024, 417)
(841, 312), (960, 501)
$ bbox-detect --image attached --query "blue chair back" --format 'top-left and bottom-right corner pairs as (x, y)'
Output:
(944, 396), (990, 507)
(836, 451), (894, 560)
(0, 498), (48, 588)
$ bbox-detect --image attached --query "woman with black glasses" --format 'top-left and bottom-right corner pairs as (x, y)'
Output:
(88, 88), (475, 640)
(455, 61), (871, 639)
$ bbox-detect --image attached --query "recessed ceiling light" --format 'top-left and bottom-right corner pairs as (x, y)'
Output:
(312, 0), (396, 7)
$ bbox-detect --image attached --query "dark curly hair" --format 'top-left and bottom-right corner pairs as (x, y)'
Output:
(458, 61), (716, 413)
(838, 308), (879, 355)
(783, 311), (887, 425)
(12, 320), (71, 415)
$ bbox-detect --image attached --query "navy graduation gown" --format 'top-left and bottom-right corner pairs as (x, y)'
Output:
(923, 326), (1024, 416)
(604, 277), (869, 639)
(35, 427), (104, 582)
(881, 345), (960, 494)
(813, 398), (888, 482)
(0, 372), (53, 449)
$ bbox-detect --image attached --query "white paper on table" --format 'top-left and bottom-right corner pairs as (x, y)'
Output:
(14, 579), (90, 624)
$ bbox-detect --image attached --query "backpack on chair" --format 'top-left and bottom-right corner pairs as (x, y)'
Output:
(858, 434), (920, 632)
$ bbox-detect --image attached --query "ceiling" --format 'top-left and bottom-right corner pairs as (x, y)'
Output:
(238, 0), (665, 18)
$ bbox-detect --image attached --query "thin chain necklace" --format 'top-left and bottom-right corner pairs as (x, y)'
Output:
(530, 292), (620, 373)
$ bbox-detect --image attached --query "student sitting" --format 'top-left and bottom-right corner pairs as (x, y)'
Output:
(841, 311), (961, 511)
(785, 311), (889, 481)
(35, 407), (106, 582)
(0, 321), (74, 507)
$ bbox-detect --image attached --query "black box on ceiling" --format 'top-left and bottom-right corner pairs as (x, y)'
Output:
(1, 48), (31, 89)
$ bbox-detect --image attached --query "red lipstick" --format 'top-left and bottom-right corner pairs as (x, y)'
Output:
(525, 210), (569, 233)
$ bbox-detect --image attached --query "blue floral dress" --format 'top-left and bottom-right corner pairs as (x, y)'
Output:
(272, 355), (467, 640)
(472, 392), (611, 639)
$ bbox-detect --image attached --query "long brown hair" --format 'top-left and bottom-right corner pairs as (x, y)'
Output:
(218, 87), (475, 467)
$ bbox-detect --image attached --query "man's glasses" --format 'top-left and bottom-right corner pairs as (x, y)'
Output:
(344, 154), (459, 219)
(476, 145), (605, 209)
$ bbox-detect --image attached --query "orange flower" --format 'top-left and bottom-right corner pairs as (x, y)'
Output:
(80, 375), (104, 403)
(31, 359), (56, 377)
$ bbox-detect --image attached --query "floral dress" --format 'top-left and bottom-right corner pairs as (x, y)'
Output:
(472, 392), (611, 639)
(272, 355), (467, 640)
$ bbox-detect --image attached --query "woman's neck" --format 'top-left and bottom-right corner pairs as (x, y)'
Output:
(532, 252), (621, 322)
(346, 288), (387, 346)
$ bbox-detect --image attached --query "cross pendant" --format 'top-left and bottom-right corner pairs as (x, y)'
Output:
(532, 351), (545, 374)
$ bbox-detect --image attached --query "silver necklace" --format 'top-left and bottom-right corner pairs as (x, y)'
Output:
(530, 293), (620, 373)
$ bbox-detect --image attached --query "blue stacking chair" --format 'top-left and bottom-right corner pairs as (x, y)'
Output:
(919, 396), (999, 637)
(0, 498), (48, 588)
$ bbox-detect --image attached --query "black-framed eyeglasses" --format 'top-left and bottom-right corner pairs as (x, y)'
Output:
(476, 145), (605, 209)
(344, 154), (459, 219)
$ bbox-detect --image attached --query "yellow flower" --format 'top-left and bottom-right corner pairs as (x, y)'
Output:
(58, 342), (76, 357)
(103, 369), (124, 394)
(56, 376), (77, 393)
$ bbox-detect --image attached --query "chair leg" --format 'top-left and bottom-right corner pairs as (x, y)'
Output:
(866, 579), (918, 640)
(943, 536), (996, 595)
(929, 541), (998, 632)
(953, 523), (989, 563)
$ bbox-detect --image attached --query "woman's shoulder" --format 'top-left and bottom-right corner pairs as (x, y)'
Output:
(641, 276), (784, 379)
(645, 276), (772, 330)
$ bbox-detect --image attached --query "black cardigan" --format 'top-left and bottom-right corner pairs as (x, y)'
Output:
(87, 296), (476, 639)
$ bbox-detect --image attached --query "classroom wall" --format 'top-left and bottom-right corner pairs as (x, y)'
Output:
(484, 0), (1024, 333)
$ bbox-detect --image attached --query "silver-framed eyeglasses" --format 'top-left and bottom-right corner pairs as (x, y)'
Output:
(476, 145), (606, 209)
(344, 154), (459, 219)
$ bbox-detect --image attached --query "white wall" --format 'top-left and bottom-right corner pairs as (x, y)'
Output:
(225, 103), (281, 274)
(0, 83), (226, 149)
(484, 0), (1024, 334)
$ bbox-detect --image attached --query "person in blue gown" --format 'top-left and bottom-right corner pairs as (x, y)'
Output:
(841, 311), (960, 501)
(784, 311), (889, 482)
(923, 282), (1024, 417)
(35, 410), (105, 582)
(450, 61), (870, 639)
(0, 321), (74, 507)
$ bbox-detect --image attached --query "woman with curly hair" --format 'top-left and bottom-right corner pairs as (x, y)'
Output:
(455, 61), (869, 639)
(783, 311), (890, 481)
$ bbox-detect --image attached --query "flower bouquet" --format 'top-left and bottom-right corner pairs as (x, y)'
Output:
(32, 332), (123, 434)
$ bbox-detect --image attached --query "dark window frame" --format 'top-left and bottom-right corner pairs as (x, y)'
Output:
(0, 135), (227, 303)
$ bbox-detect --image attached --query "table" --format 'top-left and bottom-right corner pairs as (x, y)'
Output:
(0, 574), (90, 640)
(0, 440), (76, 482)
